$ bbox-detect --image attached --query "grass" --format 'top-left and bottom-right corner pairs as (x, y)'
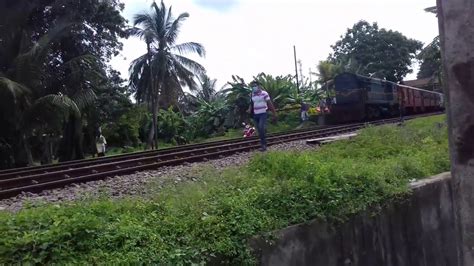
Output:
(0, 115), (449, 264)
(98, 111), (309, 153)
(197, 111), (316, 143)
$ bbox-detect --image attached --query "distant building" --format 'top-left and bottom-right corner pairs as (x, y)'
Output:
(401, 77), (442, 92)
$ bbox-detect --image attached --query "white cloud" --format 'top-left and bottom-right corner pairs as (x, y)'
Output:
(193, 0), (239, 11)
(111, 0), (438, 89)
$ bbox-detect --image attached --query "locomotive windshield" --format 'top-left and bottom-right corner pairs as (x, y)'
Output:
(334, 73), (363, 104)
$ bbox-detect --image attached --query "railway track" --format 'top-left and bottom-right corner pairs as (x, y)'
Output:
(0, 124), (333, 177)
(0, 113), (441, 200)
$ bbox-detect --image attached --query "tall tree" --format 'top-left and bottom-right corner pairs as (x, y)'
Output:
(329, 21), (423, 82)
(416, 7), (441, 84)
(417, 36), (441, 79)
(26, 0), (128, 161)
(194, 73), (219, 103)
(129, 0), (206, 149)
(0, 0), (128, 167)
(0, 12), (88, 166)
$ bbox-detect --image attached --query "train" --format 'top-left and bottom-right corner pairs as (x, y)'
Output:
(319, 72), (444, 124)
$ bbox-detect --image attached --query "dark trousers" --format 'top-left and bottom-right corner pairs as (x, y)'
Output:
(253, 113), (268, 149)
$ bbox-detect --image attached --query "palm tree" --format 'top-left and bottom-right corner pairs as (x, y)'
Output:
(194, 73), (218, 103)
(314, 60), (343, 102)
(222, 75), (251, 127)
(316, 61), (342, 85)
(0, 3), (97, 167)
(181, 73), (220, 113)
(253, 73), (297, 108)
(129, 0), (206, 150)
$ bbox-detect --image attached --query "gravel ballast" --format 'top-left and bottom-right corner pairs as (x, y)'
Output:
(0, 140), (317, 212)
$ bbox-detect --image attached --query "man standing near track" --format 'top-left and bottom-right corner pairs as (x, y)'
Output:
(96, 133), (107, 157)
(248, 81), (277, 152)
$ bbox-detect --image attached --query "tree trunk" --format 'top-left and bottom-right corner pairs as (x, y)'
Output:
(10, 134), (26, 168)
(74, 122), (85, 160)
(22, 134), (34, 166)
(41, 134), (53, 165)
(437, 0), (474, 264)
(154, 84), (160, 150)
(58, 114), (84, 162)
(145, 97), (157, 150)
(0, 138), (14, 169)
(145, 40), (158, 150)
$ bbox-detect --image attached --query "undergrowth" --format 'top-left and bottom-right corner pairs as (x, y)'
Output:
(0, 115), (450, 264)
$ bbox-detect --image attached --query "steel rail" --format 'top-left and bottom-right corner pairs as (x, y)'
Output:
(0, 123), (363, 179)
(0, 113), (442, 200)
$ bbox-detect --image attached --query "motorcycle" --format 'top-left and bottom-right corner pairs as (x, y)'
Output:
(242, 122), (256, 138)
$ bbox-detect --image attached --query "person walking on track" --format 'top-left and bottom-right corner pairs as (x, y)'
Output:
(248, 81), (277, 152)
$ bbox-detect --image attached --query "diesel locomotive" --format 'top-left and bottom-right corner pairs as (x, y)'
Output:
(321, 72), (444, 124)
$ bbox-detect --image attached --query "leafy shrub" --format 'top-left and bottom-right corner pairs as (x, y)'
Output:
(0, 115), (449, 264)
(102, 105), (149, 147)
(156, 107), (189, 144)
(189, 99), (229, 138)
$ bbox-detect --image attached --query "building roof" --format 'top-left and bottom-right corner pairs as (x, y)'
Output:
(402, 77), (439, 88)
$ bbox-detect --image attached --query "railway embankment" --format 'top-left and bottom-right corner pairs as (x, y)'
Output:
(251, 172), (457, 265)
(0, 115), (450, 264)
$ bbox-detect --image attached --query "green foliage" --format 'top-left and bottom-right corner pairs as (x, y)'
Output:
(329, 21), (423, 82)
(222, 73), (318, 128)
(102, 105), (149, 147)
(128, 0), (206, 148)
(268, 111), (302, 132)
(156, 108), (189, 144)
(417, 36), (441, 80)
(103, 105), (191, 147)
(0, 115), (449, 264)
(253, 73), (297, 108)
(316, 60), (343, 84)
(193, 73), (220, 103)
(190, 98), (229, 138)
(129, 1), (206, 108)
(0, 0), (128, 167)
(222, 75), (252, 127)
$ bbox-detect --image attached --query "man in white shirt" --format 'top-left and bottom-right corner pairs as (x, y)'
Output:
(248, 81), (277, 151)
(96, 134), (107, 157)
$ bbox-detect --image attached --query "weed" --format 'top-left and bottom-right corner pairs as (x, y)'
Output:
(0, 115), (449, 264)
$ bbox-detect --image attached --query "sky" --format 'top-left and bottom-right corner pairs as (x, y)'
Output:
(110, 0), (439, 89)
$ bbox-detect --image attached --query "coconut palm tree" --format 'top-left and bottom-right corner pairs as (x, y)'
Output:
(129, 0), (206, 149)
(0, 4), (97, 167)
(316, 61), (342, 86)
(194, 73), (218, 103)
(181, 73), (221, 113)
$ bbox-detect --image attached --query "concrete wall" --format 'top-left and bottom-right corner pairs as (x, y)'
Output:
(437, 0), (474, 263)
(251, 173), (460, 266)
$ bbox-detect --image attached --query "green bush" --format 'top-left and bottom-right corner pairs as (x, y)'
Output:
(156, 107), (189, 144)
(0, 115), (450, 264)
(102, 105), (149, 147)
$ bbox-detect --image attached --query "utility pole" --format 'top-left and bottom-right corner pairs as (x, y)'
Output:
(293, 45), (300, 93)
(298, 60), (304, 89)
(438, 0), (474, 264)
